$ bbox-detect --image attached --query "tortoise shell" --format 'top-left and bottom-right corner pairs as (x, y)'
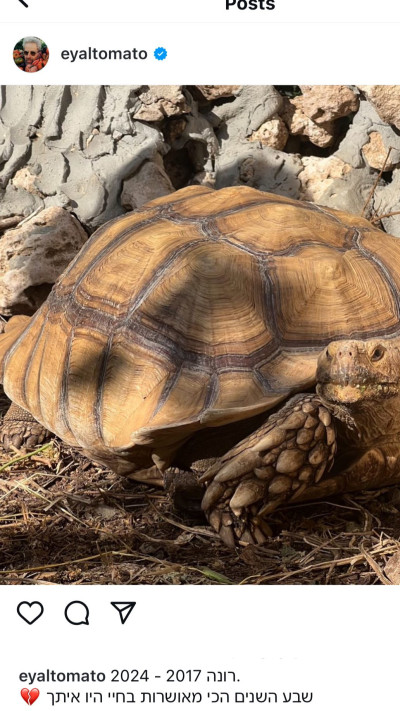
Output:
(1, 185), (400, 473)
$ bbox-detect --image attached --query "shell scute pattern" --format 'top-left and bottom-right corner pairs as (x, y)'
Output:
(1, 185), (400, 473)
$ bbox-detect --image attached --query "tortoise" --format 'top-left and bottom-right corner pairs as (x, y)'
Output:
(2, 184), (400, 547)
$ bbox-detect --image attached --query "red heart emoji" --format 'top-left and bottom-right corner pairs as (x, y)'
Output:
(21, 689), (40, 705)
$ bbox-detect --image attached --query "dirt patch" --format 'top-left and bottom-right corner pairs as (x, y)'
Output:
(1, 428), (399, 585)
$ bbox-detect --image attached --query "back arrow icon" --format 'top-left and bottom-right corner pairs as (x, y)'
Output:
(19, 0), (29, 6)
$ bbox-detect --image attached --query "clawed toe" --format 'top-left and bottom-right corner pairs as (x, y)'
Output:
(201, 395), (337, 547)
(208, 503), (273, 548)
(0, 420), (49, 451)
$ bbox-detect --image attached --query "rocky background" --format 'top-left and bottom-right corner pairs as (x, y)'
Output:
(1, 84), (400, 315)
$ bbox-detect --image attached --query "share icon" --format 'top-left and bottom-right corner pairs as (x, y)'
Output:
(111, 602), (136, 624)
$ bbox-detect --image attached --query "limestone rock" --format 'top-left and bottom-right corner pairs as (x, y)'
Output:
(298, 156), (352, 202)
(248, 116), (289, 150)
(165, 92), (219, 185)
(195, 86), (240, 101)
(11, 168), (42, 195)
(317, 167), (379, 217)
(0, 86), (171, 230)
(0, 216), (23, 233)
(62, 124), (166, 228)
(336, 99), (400, 171)
(374, 168), (400, 237)
(0, 208), (87, 315)
(60, 151), (106, 225)
(133, 86), (190, 122)
(121, 160), (174, 210)
(165, 117), (187, 145)
(216, 143), (302, 200)
(210, 86), (283, 139)
(299, 85), (359, 123)
(358, 85), (400, 130)
(210, 87), (291, 195)
(362, 131), (400, 171)
(0, 185), (42, 220)
(282, 97), (335, 148)
(3, 83), (400, 246)
(191, 171), (216, 188)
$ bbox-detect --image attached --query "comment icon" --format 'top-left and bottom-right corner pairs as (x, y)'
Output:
(64, 601), (90, 626)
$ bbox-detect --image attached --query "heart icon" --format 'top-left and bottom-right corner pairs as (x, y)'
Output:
(17, 601), (44, 625)
(21, 689), (40, 705)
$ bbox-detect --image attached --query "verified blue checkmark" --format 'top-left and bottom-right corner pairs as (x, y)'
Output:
(154, 47), (168, 61)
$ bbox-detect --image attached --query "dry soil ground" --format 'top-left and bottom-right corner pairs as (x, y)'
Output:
(1, 399), (400, 586)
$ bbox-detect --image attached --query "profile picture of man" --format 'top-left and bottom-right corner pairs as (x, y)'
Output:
(13, 36), (49, 72)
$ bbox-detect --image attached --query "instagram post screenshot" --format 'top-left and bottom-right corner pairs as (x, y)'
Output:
(2, 1), (400, 708)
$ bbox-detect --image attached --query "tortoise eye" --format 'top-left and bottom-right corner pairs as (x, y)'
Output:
(371, 345), (385, 362)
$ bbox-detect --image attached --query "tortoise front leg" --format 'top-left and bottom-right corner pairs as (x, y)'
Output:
(200, 394), (337, 547)
(0, 402), (49, 451)
(289, 444), (400, 503)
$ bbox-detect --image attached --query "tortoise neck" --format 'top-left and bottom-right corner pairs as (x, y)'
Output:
(334, 395), (400, 447)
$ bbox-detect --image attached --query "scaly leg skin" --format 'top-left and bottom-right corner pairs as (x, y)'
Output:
(288, 445), (400, 503)
(0, 402), (49, 451)
(200, 394), (337, 548)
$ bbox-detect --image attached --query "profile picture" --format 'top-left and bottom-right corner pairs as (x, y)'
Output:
(13, 36), (49, 72)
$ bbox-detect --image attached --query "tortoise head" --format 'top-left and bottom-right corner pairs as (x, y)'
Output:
(316, 339), (400, 406)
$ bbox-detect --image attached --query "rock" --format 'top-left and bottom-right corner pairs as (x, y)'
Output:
(121, 160), (174, 210)
(358, 85), (400, 130)
(191, 171), (216, 188)
(60, 151), (106, 225)
(0, 86), (171, 230)
(195, 86), (240, 101)
(91, 128), (168, 227)
(11, 168), (41, 195)
(0, 207), (87, 315)
(171, 108), (218, 161)
(299, 85), (359, 123)
(30, 143), (68, 197)
(164, 117), (188, 145)
(0, 142), (32, 191)
(164, 92), (219, 185)
(282, 97), (335, 148)
(215, 143), (302, 200)
(362, 131), (400, 171)
(101, 86), (142, 135)
(374, 168), (400, 237)
(60, 124), (166, 228)
(0, 183), (43, 220)
(248, 116), (289, 150)
(298, 156), (352, 202)
(210, 86), (283, 139)
(84, 133), (115, 159)
(336, 99), (400, 169)
(4, 83), (400, 245)
(317, 167), (379, 217)
(0, 216), (23, 233)
(210, 87), (298, 196)
(133, 86), (190, 122)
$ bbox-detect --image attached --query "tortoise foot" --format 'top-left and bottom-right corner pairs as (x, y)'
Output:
(200, 394), (337, 547)
(206, 502), (273, 548)
(0, 402), (49, 451)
